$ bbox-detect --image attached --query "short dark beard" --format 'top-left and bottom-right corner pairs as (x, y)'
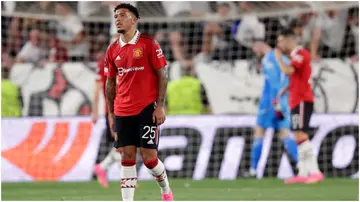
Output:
(118, 29), (126, 34)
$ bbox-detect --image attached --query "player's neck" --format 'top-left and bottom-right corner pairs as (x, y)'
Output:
(121, 29), (137, 43)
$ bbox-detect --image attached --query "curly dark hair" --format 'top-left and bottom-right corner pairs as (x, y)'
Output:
(278, 28), (296, 38)
(114, 3), (140, 19)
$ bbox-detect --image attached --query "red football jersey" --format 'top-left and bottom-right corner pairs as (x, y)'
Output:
(96, 54), (108, 114)
(289, 46), (314, 109)
(104, 30), (167, 116)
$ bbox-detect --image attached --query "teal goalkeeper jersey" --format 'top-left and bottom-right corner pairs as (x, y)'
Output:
(258, 49), (290, 113)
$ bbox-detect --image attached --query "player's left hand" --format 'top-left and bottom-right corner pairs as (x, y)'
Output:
(92, 111), (99, 124)
(153, 105), (166, 126)
(272, 99), (284, 120)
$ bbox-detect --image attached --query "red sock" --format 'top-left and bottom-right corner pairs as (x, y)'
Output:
(144, 157), (158, 169)
(121, 159), (136, 166)
(296, 138), (308, 145)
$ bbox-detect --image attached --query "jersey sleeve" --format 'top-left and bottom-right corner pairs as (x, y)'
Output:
(149, 40), (167, 70)
(96, 57), (104, 82)
(291, 50), (310, 70)
(104, 47), (117, 78)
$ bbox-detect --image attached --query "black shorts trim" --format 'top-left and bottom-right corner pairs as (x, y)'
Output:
(113, 102), (160, 150)
(290, 101), (313, 132)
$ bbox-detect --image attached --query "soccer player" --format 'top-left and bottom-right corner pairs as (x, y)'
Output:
(275, 29), (324, 184)
(105, 3), (173, 201)
(92, 34), (124, 188)
(246, 41), (298, 178)
(92, 43), (120, 188)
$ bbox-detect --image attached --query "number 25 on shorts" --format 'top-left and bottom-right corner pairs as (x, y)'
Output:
(142, 126), (157, 139)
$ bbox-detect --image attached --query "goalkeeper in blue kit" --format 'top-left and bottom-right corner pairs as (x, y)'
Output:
(246, 42), (298, 177)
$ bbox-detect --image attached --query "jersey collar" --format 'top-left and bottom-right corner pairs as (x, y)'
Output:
(119, 30), (140, 47)
(290, 46), (302, 57)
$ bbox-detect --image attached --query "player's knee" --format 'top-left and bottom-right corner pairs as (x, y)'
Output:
(253, 126), (265, 139)
(120, 146), (137, 161)
(278, 129), (291, 140)
(293, 131), (309, 143)
(140, 148), (158, 163)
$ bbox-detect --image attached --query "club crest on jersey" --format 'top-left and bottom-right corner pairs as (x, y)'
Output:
(133, 48), (143, 59)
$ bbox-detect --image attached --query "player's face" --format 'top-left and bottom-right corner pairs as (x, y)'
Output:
(277, 35), (287, 53)
(114, 8), (137, 34)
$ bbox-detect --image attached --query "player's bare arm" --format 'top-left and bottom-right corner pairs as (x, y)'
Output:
(92, 82), (102, 123)
(106, 77), (116, 113)
(155, 67), (168, 106)
(106, 77), (116, 131)
(153, 67), (168, 125)
(274, 49), (295, 75)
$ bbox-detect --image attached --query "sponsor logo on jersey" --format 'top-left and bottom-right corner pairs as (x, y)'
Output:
(118, 66), (145, 76)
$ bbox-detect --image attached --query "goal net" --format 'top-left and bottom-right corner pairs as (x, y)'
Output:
(1, 1), (358, 182)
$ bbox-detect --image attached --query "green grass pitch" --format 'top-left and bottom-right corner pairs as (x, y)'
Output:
(2, 178), (358, 201)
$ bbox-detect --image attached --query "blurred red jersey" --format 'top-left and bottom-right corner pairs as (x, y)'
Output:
(289, 46), (314, 109)
(96, 54), (108, 114)
(105, 30), (167, 116)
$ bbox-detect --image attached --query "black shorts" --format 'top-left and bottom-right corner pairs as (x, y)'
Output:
(290, 101), (314, 132)
(114, 103), (160, 150)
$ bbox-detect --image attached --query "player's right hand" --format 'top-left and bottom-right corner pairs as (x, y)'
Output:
(92, 112), (98, 124)
(153, 105), (166, 126)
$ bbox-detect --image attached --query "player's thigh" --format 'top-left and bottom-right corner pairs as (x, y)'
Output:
(114, 115), (138, 149)
(256, 113), (271, 134)
(253, 126), (266, 139)
(121, 146), (137, 160)
(137, 102), (160, 150)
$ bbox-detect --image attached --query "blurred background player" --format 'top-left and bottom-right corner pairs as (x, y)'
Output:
(275, 29), (324, 184)
(105, 4), (173, 201)
(245, 41), (298, 178)
(2, 67), (23, 118)
(92, 34), (122, 188)
(166, 67), (212, 115)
